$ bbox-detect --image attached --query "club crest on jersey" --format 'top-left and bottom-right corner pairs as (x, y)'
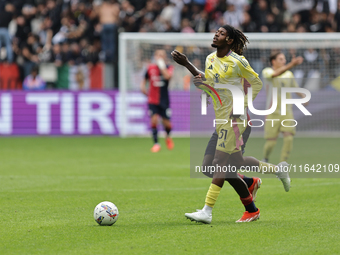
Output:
(223, 64), (229, 72)
(214, 73), (220, 83)
(211, 57), (215, 63)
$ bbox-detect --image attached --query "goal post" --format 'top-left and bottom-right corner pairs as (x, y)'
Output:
(119, 32), (340, 137)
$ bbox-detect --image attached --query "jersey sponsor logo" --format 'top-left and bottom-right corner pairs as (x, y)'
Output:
(208, 65), (213, 70)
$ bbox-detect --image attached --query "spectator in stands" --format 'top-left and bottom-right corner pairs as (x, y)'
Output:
(22, 3), (37, 33)
(46, 0), (62, 36)
(265, 13), (280, 32)
(53, 43), (63, 67)
(309, 11), (324, 32)
(22, 65), (46, 90)
(223, 3), (243, 30)
(242, 11), (257, 32)
(181, 18), (195, 33)
(15, 15), (32, 46)
(193, 10), (209, 32)
(52, 16), (75, 45)
(69, 42), (84, 66)
(22, 33), (41, 78)
(98, 0), (120, 62)
(334, 1), (340, 31)
(61, 41), (72, 65)
(120, 0), (137, 32)
(249, 0), (270, 32)
(84, 42), (100, 69)
(38, 16), (53, 46)
(0, 3), (14, 62)
(230, 0), (250, 13)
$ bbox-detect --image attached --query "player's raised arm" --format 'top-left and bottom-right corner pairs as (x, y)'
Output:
(171, 50), (205, 79)
(270, 55), (303, 78)
(155, 50), (172, 80)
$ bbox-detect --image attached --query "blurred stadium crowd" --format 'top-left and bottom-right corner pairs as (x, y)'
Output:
(0, 0), (339, 89)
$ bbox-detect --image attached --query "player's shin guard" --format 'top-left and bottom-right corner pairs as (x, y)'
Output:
(240, 194), (257, 213)
(280, 135), (293, 162)
(205, 183), (221, 208)
(151, 124), (158, 144)
(263, 139), (277, 161)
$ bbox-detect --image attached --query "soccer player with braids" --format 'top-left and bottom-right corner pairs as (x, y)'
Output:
(172, 25), (290, 223)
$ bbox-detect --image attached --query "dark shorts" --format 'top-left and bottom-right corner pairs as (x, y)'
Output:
(148, 104), (171, 120)
(204, 125), (252, 156)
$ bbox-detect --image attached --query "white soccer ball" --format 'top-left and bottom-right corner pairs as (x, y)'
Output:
(94, 201), (119, 226)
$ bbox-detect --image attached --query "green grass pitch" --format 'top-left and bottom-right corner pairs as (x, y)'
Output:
(0, 136), (339, 254)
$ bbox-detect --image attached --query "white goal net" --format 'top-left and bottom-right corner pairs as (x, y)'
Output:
(119, 33), (340, 137)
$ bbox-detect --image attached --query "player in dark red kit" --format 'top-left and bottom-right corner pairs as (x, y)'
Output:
(141, 49), (175, 153)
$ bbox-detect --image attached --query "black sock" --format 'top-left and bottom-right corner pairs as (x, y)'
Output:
(242, 175), (253, 187)
(165, 126), (171, 136)
(152, 128), (158, 144)
(245, 202), (257, 213)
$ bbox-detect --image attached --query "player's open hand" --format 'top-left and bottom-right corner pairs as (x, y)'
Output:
(171, 50), (189, 66)
(291, 56), (303, 66)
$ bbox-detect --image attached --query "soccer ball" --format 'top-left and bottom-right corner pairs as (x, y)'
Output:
(94, 201), (119, 226)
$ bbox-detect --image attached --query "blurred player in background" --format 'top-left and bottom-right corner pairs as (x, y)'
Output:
(262, 52), (307, 163)
(173, 25), (290, 224)
(141, 49), (175, 153)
